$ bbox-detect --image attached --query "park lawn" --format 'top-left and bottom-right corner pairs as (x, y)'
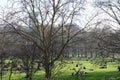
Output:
(2, 60), (120, 80)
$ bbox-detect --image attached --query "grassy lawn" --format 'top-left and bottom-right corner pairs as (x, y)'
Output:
(2, 60), (120, 80)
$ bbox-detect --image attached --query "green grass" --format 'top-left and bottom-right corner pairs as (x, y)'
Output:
(2, 60), (120, 80)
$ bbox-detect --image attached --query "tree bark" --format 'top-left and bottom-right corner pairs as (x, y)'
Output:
(45, 65), (52, 79)
(8, 67), (13, 80)
(112, 53), (115, 62)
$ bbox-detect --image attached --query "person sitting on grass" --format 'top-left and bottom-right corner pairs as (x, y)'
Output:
(83, 66), (86, 69)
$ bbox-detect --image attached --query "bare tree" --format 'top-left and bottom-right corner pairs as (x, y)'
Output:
(95, 0), (120, 27)
(95, 0), (120, 60)
(0, 0), (89, 79)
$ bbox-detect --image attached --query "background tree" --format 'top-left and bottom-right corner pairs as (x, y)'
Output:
(95, 0), (120, 62)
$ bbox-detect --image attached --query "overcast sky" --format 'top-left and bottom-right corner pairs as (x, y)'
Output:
(0, 0), (104, 28)
(0, 0), (8, 8)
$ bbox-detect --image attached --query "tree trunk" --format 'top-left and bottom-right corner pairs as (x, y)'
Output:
(90, 52), (93, 58)
(112, 53), (115, 62)
(43, 57), (53, 79)
(95, 53), (98, 58)
(25, 72), (32, 80)
(78, 53), (79, 58)
(80, 53), (83, 58)
(67, 52), (70, 58)
(25, 68), (32, 80)
(9, 67), (13, 80)
(45, 66), (51, 79)
(29, 74), (32, 80)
